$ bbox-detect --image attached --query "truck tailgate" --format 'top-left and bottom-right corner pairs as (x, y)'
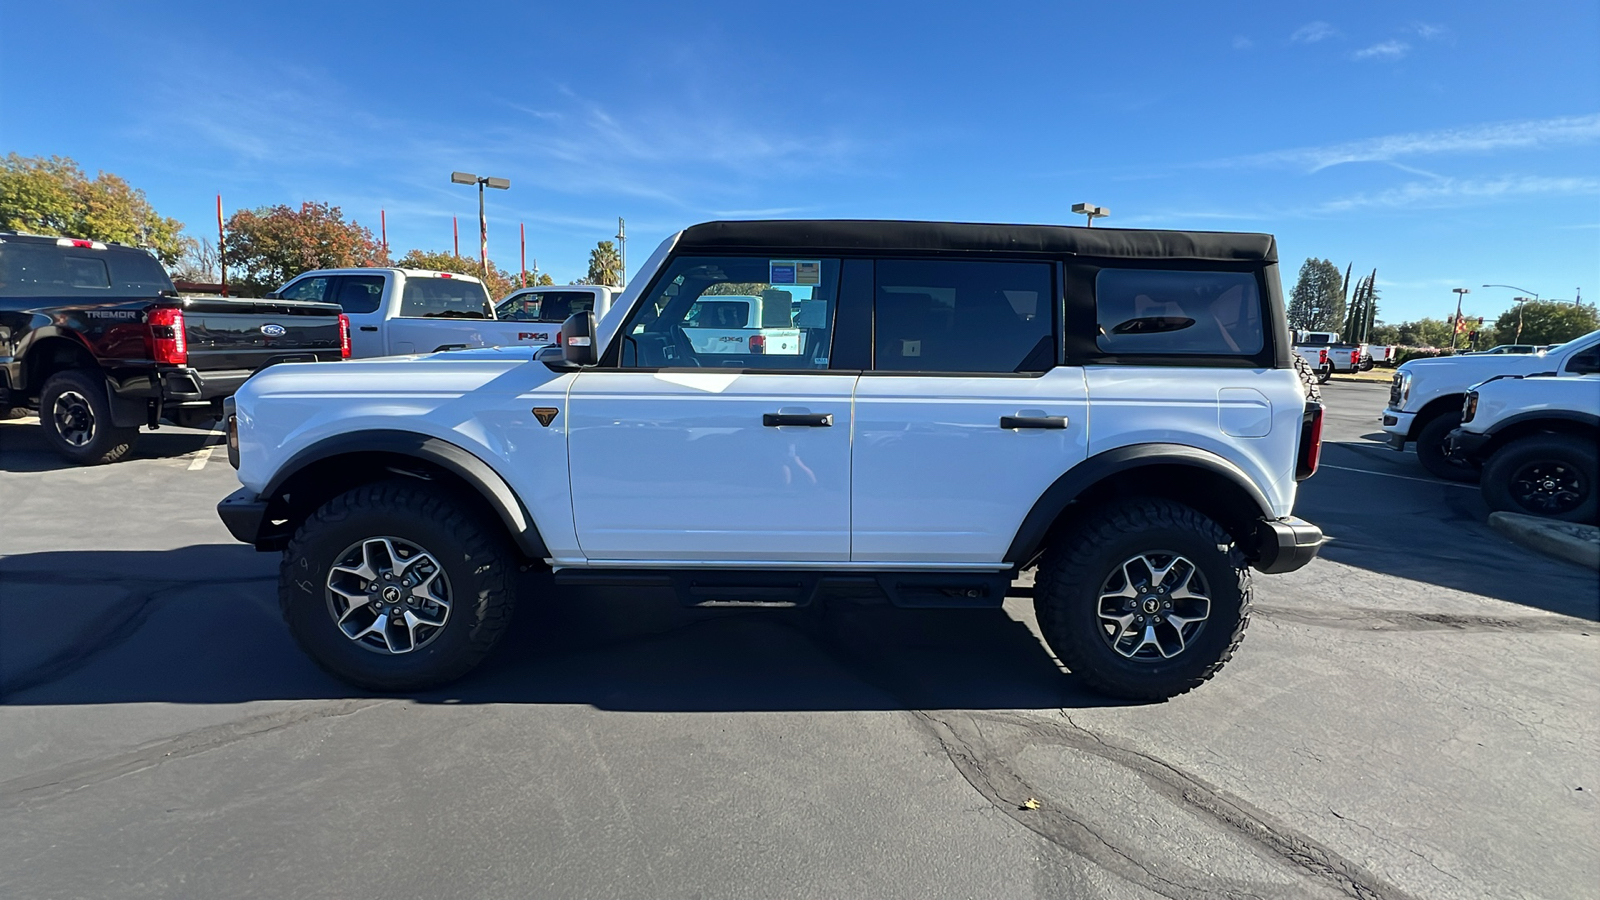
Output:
(386, 318), (563, 354)
(180, 297), (344, 370)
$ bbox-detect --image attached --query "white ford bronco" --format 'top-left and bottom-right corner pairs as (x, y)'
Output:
(217, 220), (1326, 700)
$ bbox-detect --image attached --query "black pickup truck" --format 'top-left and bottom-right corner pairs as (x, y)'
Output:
(0, 232), (347, 464)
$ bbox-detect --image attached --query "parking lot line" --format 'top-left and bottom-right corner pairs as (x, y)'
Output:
(186, 428), (227, 471)
(1319, 463), (1477, 489)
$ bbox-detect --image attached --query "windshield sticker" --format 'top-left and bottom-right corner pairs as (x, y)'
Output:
(770, 260), (822, 286)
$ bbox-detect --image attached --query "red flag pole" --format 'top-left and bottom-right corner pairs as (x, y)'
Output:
(520, 223), (526, 288)
(453, 217), (459, 258)
(216, 194), (227, 298)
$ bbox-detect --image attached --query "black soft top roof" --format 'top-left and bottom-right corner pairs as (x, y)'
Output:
(676, 220), (1276, 263)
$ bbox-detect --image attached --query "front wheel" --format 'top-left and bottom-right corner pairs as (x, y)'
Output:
(1416, 411), (1480, 483)
(1481, 435), (1597, 523)
(1033, 500), (1251, 701)
(280, 481), (518, 691)
(39, 370), (140, 465)
(1316, 365), (1332, 384)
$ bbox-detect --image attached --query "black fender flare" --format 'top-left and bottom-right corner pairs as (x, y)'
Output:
(263, 430), (550, 559)
(1004, 443), (1276, 566)
(1482, 409), (1600, 436)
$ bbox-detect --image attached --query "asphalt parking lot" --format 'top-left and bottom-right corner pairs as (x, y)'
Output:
(2, 380), (1595, 900)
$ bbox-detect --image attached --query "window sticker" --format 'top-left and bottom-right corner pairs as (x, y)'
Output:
(770, 259), (822, 286)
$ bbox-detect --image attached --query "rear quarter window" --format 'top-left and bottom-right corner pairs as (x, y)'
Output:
(1095, 269), (1263, 356)
(0, 243), (172, 297)
(400, 277), (492, 318)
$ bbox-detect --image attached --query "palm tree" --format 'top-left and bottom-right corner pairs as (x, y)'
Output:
(587, 240), (622, 286)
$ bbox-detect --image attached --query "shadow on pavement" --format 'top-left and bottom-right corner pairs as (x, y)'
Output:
(0, 419), (219, 473)
(1297, 442), (1598, 620)
(1, 544), (1116, 712)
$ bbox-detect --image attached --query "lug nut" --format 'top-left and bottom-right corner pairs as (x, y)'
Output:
(1163, 601), (1171, 609)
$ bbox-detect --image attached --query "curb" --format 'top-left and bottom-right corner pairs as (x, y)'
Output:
(1489, 512), (1600, 570)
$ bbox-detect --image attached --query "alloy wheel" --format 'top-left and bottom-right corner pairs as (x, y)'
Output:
(52, 390), (96, 447)
(1509, 460), (1585, 515)
(325, 536), (452, 654)
(1097, 552), (1211, 661)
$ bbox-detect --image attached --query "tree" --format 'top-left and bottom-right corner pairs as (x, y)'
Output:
(1395, 318), (1457, 349)
(224, 202), (385, 295)
(0, 153), (186, 263)
(1342, 269), (1380, 342)
(586, 240), (622, 286)
(171, 237), (221, 283)
(535, 272), (555, 286)
(395, 249), (517, 298)
(1369, 322), (1401, 345)
(1494, 300), (1599, 345)
(1286, 258), (1346, 332)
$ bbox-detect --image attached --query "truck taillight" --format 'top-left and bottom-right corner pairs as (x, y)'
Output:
(749, 334), (766, 354)
(1296, 402), (1324, 481)
(149, 308), (187, 365)
(1318, 349), (1327, 365)
(1351, 350), (1360, 365)
(338, 314), (352, 359)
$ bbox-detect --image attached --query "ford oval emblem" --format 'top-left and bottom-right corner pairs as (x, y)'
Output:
(260, 324), (287, 337)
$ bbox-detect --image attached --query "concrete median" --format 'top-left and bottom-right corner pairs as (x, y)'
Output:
(1489, 511), (1600, 570)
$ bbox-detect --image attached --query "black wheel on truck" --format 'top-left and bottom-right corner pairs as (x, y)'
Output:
(1316, 365), (1332, 384)
(39, 369), (140, 465)
(1480, 435), (1597, 523)
(1033, 499), (1251, 701)
(280, 481), (518, 691)
(1415, 411), (1480, 483)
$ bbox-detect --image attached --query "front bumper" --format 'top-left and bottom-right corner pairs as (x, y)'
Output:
(217, 487), (271, 547)
(1252, 516), (1324, 574)
(1381, 408), (1416, 449)
(1445, 427), (1492, 464)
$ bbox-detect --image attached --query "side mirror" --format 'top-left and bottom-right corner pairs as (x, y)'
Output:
(560, 311), (598, 366)
(266, 290), (282, 299)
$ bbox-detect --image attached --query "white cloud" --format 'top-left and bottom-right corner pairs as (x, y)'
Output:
(1214, 114), (1600, 172)
(1411, 22), (1451, 41)
(1291, 21), (1340, 43)
(1317, 175), (1600, 212)
(1354, 40), (1411, 60)
(1232, 35), (1254, 50)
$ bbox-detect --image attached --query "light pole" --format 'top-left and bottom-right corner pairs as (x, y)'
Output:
(1071, 202), (1109, 227)
(451, 171), (510, 279)
(616, 217), (626, 288)
(1482, 284), (1539, 342)
(1449, 288), (1471, 351)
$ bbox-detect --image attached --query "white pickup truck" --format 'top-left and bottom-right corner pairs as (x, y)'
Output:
(274, 268), (556, 358)
(677, 291), (806, 358)
(1383, 329), (1600, 481)
(492, 285), (621, 348)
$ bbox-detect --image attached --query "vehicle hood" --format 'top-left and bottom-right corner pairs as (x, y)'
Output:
(1400, 353), (1551, 379)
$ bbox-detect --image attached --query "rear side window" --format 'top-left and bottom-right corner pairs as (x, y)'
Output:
(874, 259), (1054, 373)
(0, 243), (172, 297)
(1095, 269), (1263, 356)
(333, 275), (384, 314)
(495, 290), (594, 323)
(400, 277), (492, 319)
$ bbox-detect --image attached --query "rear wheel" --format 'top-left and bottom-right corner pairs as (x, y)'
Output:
(1481, 435), (1597, 523)
(39, 370), (139, 465)
(1416, 411), (1479, 483)
(281, 481), (518, 691)
(1034, 500), (1251, 700)
(1316, 365), (1332, 384)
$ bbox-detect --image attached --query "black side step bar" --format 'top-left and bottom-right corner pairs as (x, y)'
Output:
(551, 569), (1016, 608)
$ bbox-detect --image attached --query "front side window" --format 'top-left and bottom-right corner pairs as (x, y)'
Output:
(333, 275), (384, 314)
(496, 290), (595, 323)
(615, 256), (839, 369)
(1095, 269), (1264, 355)
(280, 276), (330, 303)
(400, 277), (492, 319)
(874, 259), (1054, 373)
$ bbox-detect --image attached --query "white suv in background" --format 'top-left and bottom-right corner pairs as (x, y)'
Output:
(217, 220), (1325, 701)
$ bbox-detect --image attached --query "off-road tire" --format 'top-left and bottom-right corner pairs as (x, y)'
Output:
(1416, 411), (1479, 483)
(1034, 499), (1251, 701)
(1481, 434), (1598, 523)
(39, 369), (139, 465)
(281, 481), (518, 691)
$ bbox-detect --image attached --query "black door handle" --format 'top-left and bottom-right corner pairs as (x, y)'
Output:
(764, 412), (833, 427)
(1000, 415), (1068, 430)
(359, 326), (378, 332)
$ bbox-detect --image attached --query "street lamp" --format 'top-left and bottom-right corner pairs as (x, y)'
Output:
(1449, 288), (1471, 351)
(1482, 284), (1540, 342)
(451, 171), (510, 279)
(1071, 203), (1109, 227)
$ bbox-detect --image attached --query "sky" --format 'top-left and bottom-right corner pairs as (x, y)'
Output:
(2, 0), (1597, 323)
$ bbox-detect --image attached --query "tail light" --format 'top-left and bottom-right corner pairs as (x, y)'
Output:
(1296, 401), (1324, 481)
(338, 314), (352, 359)
(749, 334), (766, 354)
(1351, 350), (1360, 365)
(1318, 349), (1328, 365)
(149, 308), (187, 365)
